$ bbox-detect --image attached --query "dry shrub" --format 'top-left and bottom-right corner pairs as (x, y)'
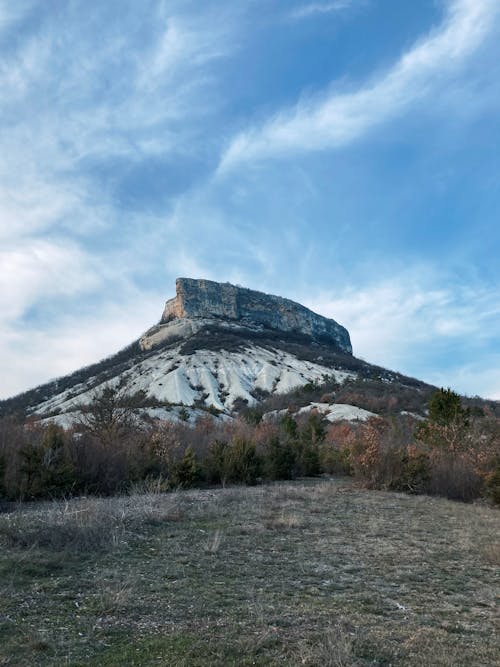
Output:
(332, 418), (425, 493)
(264, 510), (305, 530)
(0, 498), (127, 553)
(320, 412), (499, 502)
(0, 492), (181, 554)
(485, 464), (500, 505)
(428, 450), (484, 501)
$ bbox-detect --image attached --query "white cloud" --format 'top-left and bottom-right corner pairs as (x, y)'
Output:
(219, 0), (500, 171)
(426, 363), (500, 400)
(138, 16), (229, 91)
(304, 271), (500, 398)
(289, 2), (353, 20)
(0, 1), (236, 244)
(0, 295), (162, 399)
(0, 240), (101, 322)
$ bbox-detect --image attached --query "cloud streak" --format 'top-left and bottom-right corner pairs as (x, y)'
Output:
(289, 1), (353, 20)
(220, 0), (499, 171)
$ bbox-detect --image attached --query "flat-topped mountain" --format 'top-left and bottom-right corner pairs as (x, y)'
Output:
(140, 278), (352, 353)
(0, 278), (440, 425)
(159, 278), (352, 352)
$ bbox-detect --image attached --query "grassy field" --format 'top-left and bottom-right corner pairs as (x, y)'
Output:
(0, 479), (498, 666)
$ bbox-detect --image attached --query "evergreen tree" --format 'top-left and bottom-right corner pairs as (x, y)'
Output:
(428, 388), (468, 426)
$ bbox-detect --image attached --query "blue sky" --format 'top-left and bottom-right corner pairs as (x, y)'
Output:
(1, 0), (499, 400)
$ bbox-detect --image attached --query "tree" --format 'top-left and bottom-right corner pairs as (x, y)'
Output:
(19, 423), (76, 498)
(78, 385), (136, 446)
(172, 446), (201, 488)
(416, 388), (469, 452)
(265, 436), (296, 480)
(428, 388), (468, 426)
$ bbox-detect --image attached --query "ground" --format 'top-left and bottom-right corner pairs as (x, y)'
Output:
(0, 479), (498, 666)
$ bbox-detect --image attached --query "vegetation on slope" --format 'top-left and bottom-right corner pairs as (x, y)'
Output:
(0, 384), (499, 505)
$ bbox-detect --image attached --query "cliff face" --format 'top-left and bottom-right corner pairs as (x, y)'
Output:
(160, 278), (352, 353)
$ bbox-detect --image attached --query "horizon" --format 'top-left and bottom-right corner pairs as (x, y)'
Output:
(1, 0), (499, 400)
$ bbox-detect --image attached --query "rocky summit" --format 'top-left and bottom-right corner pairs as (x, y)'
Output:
(140, 278), (352, 353)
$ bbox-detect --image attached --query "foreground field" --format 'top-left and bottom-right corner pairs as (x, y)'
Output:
(0, 479), (498, 666)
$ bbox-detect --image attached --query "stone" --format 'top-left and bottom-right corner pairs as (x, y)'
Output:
(157, 278), (352, 353)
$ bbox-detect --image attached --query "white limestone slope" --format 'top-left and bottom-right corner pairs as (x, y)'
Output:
(297, 402), (375, 422)
(34, 345), (356, 417)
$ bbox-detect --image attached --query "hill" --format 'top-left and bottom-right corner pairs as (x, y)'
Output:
(0, 277), (450, 424)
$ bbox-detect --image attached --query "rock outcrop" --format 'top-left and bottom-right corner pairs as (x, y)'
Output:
(152, 278), (352, 353)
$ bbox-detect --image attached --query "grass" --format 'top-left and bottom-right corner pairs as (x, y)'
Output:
(0, 478), (498, 666)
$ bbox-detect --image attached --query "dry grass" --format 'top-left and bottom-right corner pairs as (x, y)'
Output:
(0, 479), (498, 666)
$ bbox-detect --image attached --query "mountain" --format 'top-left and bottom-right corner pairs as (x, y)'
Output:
(0, 278), (454, 425)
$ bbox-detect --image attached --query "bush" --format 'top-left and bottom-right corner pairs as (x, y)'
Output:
(18, 424), (77, 499)
(319, 443), (352, 475)
(205, 440), (229, 485)
(224, 438), (261, 485)
(428, 451), (483, 502)
(485, 464), (500, 505)
(171, 447), (201, 488)
(428, 387), (468, 426)
(385, 446), (430, 494)
(264, 436), (296, 480)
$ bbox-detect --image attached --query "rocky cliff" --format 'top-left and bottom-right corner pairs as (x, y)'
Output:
(157, 278), (352, 353)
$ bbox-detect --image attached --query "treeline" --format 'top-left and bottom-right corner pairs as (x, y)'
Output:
(0, 387), (499, 504)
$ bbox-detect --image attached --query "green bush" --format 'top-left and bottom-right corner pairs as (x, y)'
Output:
(428, 387), (468, 426)
(19, 424), (77, 499)
(205, 440), (229, 485)
(387, 448), (430, 494)
(319, 444), (352, 475)
(171, 446), (201, 488)
(281, 414), (298, 439)
(294, 441), (321, 476)
(225, 438), (261, 485)
(264, 436), (296, 480)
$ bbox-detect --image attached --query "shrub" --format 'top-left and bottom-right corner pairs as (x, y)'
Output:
(294, 440), (321, 477)
(171, 446), (201, 488)
(281, 414), (298, 439)
(224, 438), (261, 485)
(18, 424), (77, 499)
(264, 436), (296, 480)
(385, 446), (430, 494)
(428, 387), (468, 426)
(205, 440), (229, 485)
(319, 443), (352, 475)
(484, 464), (500, 505)
(428, 451), (483, 502)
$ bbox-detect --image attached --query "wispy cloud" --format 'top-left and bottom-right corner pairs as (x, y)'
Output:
(289, 1), (353, 20)
(0, 0), (32, 35)
(0, 0), (245, 398)
(0, 295), (162, 399)
(306, 270), (500, 398)
(219, 0), (499, 171)
(0, 239), (101, 322)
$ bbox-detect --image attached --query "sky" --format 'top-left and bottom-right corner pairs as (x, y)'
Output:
(1, 0), (500, 400)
